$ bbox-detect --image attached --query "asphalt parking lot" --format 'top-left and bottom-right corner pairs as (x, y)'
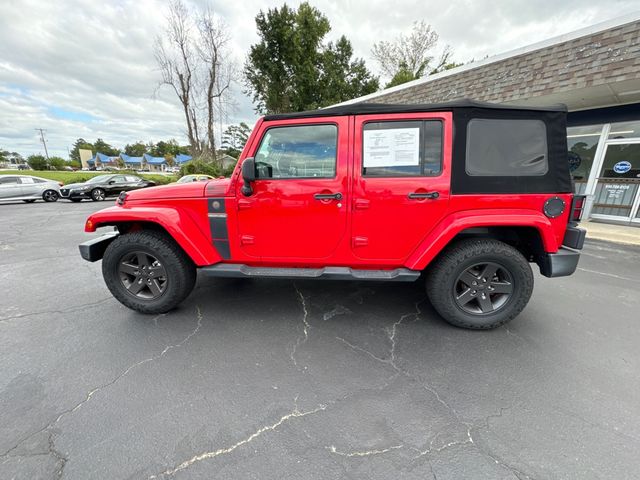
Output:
(1, 200), (639, 480)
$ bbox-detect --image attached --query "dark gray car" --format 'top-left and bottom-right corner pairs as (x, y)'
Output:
(0, 175), (61, 203)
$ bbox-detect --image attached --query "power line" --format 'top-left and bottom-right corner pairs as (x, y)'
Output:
(35, 128), (50, 160)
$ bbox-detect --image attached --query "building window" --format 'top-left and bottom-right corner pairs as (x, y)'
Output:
(255, 124), (337, 179)
(567, 124), (604, 194)
(362, 120), (442, 177)
(608, 120), (640, 140)
(465, 119), (548, 176)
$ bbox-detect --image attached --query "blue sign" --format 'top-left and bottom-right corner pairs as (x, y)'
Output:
(613, 161), (632, 174)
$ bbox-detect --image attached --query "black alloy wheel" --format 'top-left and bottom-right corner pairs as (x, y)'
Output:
(453, 262), (513, 315)
(118, 251), (168, 300)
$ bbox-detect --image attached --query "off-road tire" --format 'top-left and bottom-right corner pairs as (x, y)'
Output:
(102, 230), (197, 314)
(91, 188), (106, 201)
(426, 239), (533, 330)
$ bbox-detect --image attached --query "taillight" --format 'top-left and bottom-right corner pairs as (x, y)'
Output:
(570, 195), (586, 222)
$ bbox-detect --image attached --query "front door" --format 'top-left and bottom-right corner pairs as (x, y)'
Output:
(351, 113), (452, 262)
(236, 117), (349, 260)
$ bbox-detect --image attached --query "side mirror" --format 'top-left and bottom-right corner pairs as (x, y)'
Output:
(241, 157), (256, 196)
(108, 180), (116, 185)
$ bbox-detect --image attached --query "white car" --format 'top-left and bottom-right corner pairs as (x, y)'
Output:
(0, 175), (62, 203)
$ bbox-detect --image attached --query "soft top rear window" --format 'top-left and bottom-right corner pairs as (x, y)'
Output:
(465, 119), (548, 176)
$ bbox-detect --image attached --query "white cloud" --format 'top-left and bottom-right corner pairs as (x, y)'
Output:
(0, 0), (638, 157)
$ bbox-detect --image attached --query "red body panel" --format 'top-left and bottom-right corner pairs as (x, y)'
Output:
(84, 112), (574, 271)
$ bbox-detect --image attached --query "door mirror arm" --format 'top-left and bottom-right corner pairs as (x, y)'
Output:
(241, 157), (256, 196)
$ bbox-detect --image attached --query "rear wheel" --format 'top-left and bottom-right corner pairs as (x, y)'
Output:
(102, 230), (196, 314)
(43, 190), (59, 202)
(426, 239), (533, 329)
(91, 188), (106, 201)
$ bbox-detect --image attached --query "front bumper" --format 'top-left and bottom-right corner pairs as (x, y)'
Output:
(79, 233), (118, 262)
(60, 188), (91, 199)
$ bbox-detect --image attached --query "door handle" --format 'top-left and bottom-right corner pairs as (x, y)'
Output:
(314, 192), (342, 200)
(408, 191), (440, 200)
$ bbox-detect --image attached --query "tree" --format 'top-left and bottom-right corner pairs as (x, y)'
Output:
(124, 142), (148, 156)
(371, 21), (459, 88)
(149, 139), (189, 157)
(48, 156), (66, 170)
(244, 2), (378, 114)
(27, 154), (48, 170)
(154, 0), (236, 158)
(70, 138), (94, 162)
(93, 138), (119, 156)
(221, 122), (251, 157)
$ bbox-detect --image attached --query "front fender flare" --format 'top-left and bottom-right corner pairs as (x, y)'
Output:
(84, 206), (221, 266)
(405, 209), (559, 271)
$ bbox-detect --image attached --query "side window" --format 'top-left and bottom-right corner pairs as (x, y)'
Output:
(112, 175), (126, 183)
(0, 176), (18, 185)
(362, 121), (442, 177)
(466, 119), (548, 176)
(125, 176), (139, 182)
(19, 177), (35, 184)
(254, 124), (337, 179)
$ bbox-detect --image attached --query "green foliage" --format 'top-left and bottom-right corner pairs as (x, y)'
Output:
(179, 157), (235, 178)
(149, 139), (189, 157)
(93, 138), (119, 156)
(385, 65), (418, 88)
(0, 170), (175, 185)
(244, 2), (378, 114)
(221, 122), (251, 157)
(124, 142), (147, 157)
(48, 156), (67, 170)
(27, 154), (48, 170)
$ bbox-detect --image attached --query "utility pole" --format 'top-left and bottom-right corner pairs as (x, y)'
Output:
(35, 128), (50, 161)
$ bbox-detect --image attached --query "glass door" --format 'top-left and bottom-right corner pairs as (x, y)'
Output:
(591, 140), (640, 222)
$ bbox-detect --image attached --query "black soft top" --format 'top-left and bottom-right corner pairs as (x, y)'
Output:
(263, 99), (568, 121)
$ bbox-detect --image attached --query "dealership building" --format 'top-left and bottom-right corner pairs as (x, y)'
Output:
(340, 13), (640, 226)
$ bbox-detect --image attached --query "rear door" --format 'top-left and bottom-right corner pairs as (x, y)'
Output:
(18, 176), (40, 197)
(0, 176), (21, 199)
(235, 117), (349, 260)
(351, 112), (452, 262)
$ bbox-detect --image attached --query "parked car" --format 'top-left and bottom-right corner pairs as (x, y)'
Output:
(176, 174), (214, 184)
(0, 175), (61, 203)
(60, 174), (155, 202)
(79, 100), (586, 330)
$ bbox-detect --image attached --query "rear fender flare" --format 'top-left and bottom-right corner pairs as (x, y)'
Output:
(406, 210), (558, 271)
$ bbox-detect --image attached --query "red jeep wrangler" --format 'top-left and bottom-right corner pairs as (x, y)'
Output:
(80, 100), (586, 329)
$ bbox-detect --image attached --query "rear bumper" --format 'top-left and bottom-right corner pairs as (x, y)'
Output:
(79, 233), (118, 262)
(539, 247), (581, 278)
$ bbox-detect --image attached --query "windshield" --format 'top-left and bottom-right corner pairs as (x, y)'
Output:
(86, 175), (112, 184)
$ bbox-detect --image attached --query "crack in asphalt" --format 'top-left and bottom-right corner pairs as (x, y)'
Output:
(334, 298), (534, 479)
(326, 444), (403, 457)
(149, 397), (328, 478)
(0, 297), (114, 323)
(289, 283), (311, 369)
(0, 307), (204, 468)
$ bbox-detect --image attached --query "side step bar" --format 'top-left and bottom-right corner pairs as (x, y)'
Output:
(201, 264), (421, 282)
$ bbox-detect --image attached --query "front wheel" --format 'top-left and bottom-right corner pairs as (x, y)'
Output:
(102, 231), (197, 314)
(91, 188), (106, 201)
(43, 190), (59, 202)
(426, 239), (533, 330)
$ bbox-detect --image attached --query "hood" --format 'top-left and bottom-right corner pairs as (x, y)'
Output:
(64, 182), (90, 189)
(125, 181), (208, 201)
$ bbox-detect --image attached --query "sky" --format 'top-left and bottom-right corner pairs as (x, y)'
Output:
(1, 0), (639, 158)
